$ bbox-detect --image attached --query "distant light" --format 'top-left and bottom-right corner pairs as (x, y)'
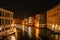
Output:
(59, 25), (60, 30)
(55, 24), (58, 29)
(52, 24), (54, 29)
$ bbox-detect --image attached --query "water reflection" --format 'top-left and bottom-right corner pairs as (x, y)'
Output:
(2, 26), (40, 40)
(1, 25), (55, 40)
(36, 28), (39, 40)
(22, 25), (24, 36)
(4, 35), (16, 40)
(28, 27), (32, 37)
(9, 35), (16, 40)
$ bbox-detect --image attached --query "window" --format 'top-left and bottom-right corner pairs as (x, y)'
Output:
(5, 13), (10, 17)
(5, 20), (10, 24)
(0, 11), (1, 16)
(54, 14), (56, 16)
(5, 27), (10, 30)
(57, 12), (60, 16)
(10, 20), (12, 24)
(58, 12), (60, 16)
(1, 12), (4, 16)
(0, 28), (4, 32)
(10, 14), (13, 18)
(1, 19), (4, 25)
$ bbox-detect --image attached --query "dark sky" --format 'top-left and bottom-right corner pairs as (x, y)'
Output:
(0, 0), (60, 18)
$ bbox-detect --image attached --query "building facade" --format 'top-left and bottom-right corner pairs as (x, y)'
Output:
(28, 17), (34, 26)
(47, 4), (60, 32)
(34, 14), (45, 28)
(47, 4), (60, 40)
(0, 8), (16, 37)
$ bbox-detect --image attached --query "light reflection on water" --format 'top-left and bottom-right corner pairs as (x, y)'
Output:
(3, 27), (40, 40)
(22, 25), (24, 36)
(4, 35), (16, 40)
(36, 28), (40, 40)
(28, 27), (32, 37)
(9, 35), (16, 40)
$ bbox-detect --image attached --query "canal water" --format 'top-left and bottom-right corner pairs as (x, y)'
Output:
(16, 27), (42, 40)
(0, 27), (56, 40)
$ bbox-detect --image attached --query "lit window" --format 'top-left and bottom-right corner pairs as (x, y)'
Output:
(0, 28), (4, 32)
(59, 25), (60, 30)
(52, 24), (54, 29)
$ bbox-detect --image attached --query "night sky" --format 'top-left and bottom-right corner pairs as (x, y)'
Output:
(0, 0), (60, 18)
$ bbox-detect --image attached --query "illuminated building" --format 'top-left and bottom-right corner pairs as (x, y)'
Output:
(0, 8), (16, 37)
(22, 18), (28, 26)
(28, 17), (34, 26)
(12, 18), (21, 25)
(47, 4), (60, 40)
(47, 4), (60, 32)
(35, 14), (45, 28)
(11, 18), (22, 28)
